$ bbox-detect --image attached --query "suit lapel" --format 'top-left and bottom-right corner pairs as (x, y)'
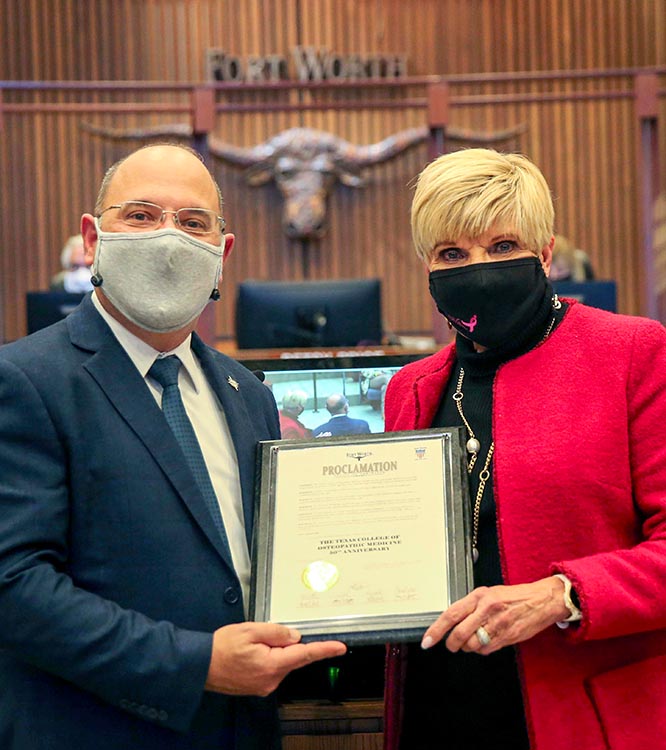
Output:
(68, 298), (237, 570)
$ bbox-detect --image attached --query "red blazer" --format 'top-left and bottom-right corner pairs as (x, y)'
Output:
(383, 301), (666, 750)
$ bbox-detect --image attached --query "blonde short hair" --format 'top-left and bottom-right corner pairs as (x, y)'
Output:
(410, 148), (554, 262)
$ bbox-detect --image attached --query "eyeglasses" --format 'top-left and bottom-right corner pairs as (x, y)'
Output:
(97, 200), (225, 237)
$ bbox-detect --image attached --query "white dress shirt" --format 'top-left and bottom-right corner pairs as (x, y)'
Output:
(91, 294), (251, 610)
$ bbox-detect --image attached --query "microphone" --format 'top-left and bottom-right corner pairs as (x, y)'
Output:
(90, 273), (103, 287)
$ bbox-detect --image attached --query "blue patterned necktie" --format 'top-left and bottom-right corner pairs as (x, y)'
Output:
(148, 355), (231, 555)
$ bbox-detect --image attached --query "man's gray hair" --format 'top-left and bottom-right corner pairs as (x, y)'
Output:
(326, 394), (349, 415)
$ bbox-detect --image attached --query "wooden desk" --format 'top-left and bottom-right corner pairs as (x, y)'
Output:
(215, 343), (438, 361)
(280, 699), (383, 750)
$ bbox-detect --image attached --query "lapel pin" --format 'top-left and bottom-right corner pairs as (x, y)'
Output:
(227, 376), (240, 391)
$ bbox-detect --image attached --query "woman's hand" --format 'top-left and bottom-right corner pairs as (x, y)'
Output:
(421, 576), (571, 654)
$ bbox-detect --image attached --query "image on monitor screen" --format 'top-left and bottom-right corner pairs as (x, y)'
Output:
(235, 278), (382, 349)
(241, 353), (426, 435)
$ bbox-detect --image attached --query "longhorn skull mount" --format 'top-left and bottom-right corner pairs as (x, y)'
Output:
(81, 121), (526, 241)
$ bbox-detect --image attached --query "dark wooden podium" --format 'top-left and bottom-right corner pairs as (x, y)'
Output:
(280, 699), (384, 750)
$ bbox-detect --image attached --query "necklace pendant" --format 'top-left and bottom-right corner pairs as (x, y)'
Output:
(472, 547), (479, 563)
(466, 437), (481, 454)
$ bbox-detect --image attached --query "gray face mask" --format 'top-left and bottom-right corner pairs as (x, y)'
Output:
(92, 220), (223, 333)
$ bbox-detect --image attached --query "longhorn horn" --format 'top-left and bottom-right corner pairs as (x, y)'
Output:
(208, 134), (278, 167)
(79, 121), (193, 140)
(340, 122), (527, 167)
(444, 123), (528, 143)
(339, 127), (429, 167)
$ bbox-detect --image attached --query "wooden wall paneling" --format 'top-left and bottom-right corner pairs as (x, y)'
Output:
(587, 93), (606, 271)
(595, 82), (630, 302)
(0, 106), (8, 343)
(620, 95), (644, 313)
(390, 101), (426, 333)
(2, 0), (664, 81)
(642, 77), (666, 316)
(209, 0), (305, 339)
(592, 93), (615, 286)
(601, 91), (623, 296)
(7, 114), (30, 337)
(390, 150), (431, 337)
(574, 78), (601, 278)
(656, 190), (666, 322)
(283, 736), (381, 750)
(2, 121), (14, 340)
(44, 110), (59, 287)
(611, 95), (638, 313)
(0, 76), (658, 342)
(2, 0), (666, 342)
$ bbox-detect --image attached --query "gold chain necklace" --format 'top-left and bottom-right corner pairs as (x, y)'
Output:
(542, 314), (556, 341)
(453, 367), (493, 564)
(453, 313), (557, 563)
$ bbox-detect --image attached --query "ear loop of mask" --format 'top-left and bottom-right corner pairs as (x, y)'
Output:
(210, 255), (223, 300)
(90, 227), (104, 287)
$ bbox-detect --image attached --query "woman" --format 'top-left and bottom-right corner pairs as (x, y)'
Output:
(383, 148), (666, 749)
(550, 233), (595, 281)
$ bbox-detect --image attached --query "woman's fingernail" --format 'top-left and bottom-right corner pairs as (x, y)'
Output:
(421, 635), (433, 650)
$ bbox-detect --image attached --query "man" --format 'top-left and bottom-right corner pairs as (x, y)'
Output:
(0, 143), (345, 750)
(278, 389), (311, 438)
(50, 233), (94, 292)
(312, 393), (371, 437)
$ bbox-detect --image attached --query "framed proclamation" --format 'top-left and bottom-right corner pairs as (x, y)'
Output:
(250, 428), (473, 645)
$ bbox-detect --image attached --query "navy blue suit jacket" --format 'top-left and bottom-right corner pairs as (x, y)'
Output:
(312, 415), (371, 437)
(0, 295), (281, 749)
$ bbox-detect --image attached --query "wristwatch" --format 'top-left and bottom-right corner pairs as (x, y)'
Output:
(553, 573), (582, 629)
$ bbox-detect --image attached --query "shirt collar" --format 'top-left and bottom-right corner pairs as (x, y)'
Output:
(91, 292), (201, 392)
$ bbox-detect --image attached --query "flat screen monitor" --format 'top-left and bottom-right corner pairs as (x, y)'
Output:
(240, 351), (427, 436)
(235, 278), (382, 349)
(26, 291), (86, 334)
(551, 280), (617, 313)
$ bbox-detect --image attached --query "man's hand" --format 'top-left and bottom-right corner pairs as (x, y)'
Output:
(421, 576), (570, 654)
(205, 622), (347, 696)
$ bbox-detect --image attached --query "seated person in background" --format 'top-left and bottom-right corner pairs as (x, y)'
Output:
(360, 369), (390, 411)
(279, 389), (312, 438)
(549, 234), (595, 281)
(313, 393), (371, 437)
(50, 233), (94, 293)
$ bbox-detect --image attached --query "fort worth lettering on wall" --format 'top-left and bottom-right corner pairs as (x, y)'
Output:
(206, 46), (407, 82)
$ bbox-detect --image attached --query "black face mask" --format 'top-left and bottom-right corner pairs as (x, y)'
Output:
(428, 257), (549, 349)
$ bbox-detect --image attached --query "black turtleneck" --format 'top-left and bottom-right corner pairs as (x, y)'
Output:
(435, 280), (565, 588)
(400, 288), (567, 750)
